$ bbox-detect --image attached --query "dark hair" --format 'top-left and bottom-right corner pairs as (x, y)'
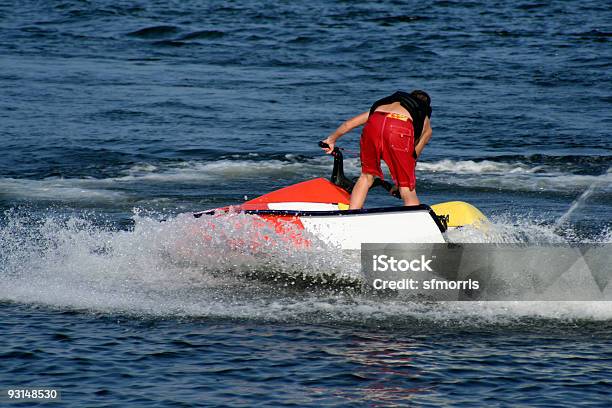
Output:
(410, 90), (431, 107)
(411, 90), (432, 117)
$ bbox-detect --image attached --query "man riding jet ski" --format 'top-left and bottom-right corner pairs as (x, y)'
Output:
(322, 90), (433, 209)
(194, 90), (486, 249)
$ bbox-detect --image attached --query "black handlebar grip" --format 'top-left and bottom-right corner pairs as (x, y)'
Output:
(319, 141), (341, 155)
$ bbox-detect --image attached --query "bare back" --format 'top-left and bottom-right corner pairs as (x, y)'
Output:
(373, 101), (413, 121)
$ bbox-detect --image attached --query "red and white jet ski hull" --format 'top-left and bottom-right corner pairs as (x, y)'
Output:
(194, 178), (447, 250)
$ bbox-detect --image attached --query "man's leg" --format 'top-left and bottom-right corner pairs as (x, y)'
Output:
(399, 187), (419, 206)
(349, 173), (375, 209)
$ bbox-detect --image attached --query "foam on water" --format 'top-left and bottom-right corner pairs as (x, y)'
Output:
(107, 158), (612, 195)
(117, 157), (331, 182)
(1, 209), (610, 324)
(419, 160), (612, 193)
(419, 159), (544, 174)
(0, 177), (130, 203)
(2, 158), (609, 206)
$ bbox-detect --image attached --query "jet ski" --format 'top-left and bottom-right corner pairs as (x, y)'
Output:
(194, 142), (487, 250)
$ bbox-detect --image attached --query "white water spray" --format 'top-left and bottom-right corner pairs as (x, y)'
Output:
(1, 208), (611, 322)
(555, 168), (612, 228)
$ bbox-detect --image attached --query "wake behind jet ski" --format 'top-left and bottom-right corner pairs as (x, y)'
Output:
(193, 143), (487, 250)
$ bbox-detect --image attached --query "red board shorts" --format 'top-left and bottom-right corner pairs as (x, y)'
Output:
(360, 111), (417, 190)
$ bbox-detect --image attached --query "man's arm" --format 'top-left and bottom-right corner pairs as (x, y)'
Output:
(321, 111), (369, 153)
(414, 116), (432, 158)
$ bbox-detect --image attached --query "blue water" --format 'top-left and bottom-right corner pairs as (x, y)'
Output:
(1, 0), (611, 406)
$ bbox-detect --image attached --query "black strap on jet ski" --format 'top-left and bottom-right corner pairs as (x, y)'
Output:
(319, 141), (401, 198)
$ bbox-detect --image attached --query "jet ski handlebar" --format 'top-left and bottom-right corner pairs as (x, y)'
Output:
(318, 141), (341, 156)
(318, 141), (400, 199)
